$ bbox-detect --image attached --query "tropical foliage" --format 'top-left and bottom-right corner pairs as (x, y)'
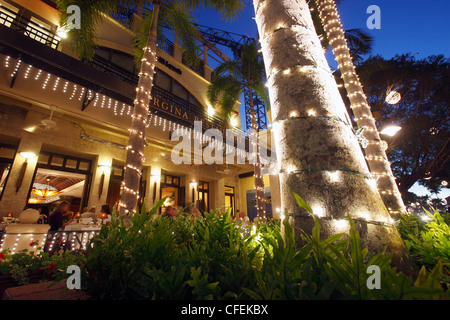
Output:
(0, 241), (86, 287)
(350, 54), (450, 194)
(77, 195), (449, 300)
(397, 210), (450, 286)
(1, 196), (449, 299)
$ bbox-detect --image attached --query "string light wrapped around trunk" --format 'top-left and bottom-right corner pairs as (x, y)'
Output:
(316, 0), (406, 215)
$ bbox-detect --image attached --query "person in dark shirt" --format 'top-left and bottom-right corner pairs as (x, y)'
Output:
(48, 201), (71, 231)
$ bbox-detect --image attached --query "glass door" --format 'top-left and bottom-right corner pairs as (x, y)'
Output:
(225, 186), (235, 217)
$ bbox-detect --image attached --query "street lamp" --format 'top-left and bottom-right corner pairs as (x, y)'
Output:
(380, 125), (402, 137)
(385, 90), (402, 105)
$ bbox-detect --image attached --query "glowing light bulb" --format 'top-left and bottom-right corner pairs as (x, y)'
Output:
(328, 171), (340, 182)
(380, 126), (401, 137)
(334, 219), (347, 230)
(312, 205), (325, 218)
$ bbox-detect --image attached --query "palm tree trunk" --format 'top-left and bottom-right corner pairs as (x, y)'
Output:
(253, 0), (415, 275)
(316, 0), (406, 215)
(248, 85), (266, 219)
(120, 3), (160, 215)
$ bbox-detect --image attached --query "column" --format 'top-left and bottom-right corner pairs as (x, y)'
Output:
(0, 136), (42, 216)
(88, 156), (112, 213)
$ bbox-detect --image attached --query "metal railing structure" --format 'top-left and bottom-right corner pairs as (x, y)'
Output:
(0, 6), (60, 49)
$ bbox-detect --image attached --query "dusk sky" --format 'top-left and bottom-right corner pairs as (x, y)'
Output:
(194, 0), (450, 64)
(194, 0), (450, 199)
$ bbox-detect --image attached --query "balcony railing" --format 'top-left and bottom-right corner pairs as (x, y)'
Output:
(0, 6), (60, 49)
(0, 4), (245, 136)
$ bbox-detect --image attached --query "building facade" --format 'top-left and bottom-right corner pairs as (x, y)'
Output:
(0, 0), (280, 219)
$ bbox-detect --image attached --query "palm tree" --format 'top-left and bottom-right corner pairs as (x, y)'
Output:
(207, 43), (270, 219)
(252, 0), (415, 274)
(57, 0), (244, 214)
(314, 0), (406, 215)
(309, 0), (374, 64)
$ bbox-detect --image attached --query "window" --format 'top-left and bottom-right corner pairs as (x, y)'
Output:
(154, 71), (172, 92)
(172, 81), (188, 101)
(111, 51), (136, 73)
(160, 174), (181, 187)
(26, 17), (60, 49)
(0, 1), (18, 28)
(189, 94), (202, 109)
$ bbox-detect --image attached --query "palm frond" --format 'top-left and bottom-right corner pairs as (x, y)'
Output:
(252, 82), (271, 112)
(161, 3), (200, 67)
(207, 74), (241, 108)
(345, 28), (374, 56)
(218, 84), (242, 120)
(57, 0), (136, 60)
(214, 60), (241, 78)
(133, 7), (166, 66)
(208, 42), (269, 121)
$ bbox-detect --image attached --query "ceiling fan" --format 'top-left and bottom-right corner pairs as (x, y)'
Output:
(37, 106), (58, 131)
(216, 164), (233, 175)
(23, 106), (58, 133)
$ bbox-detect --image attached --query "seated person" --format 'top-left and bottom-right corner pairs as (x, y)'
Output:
(81, 206), (97, 223)
(100, 204), (112, 226)
(48, 201), (72, 231)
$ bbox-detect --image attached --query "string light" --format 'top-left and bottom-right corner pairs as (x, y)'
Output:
(316, 0), (406, 213)
(287, 212), (398, 228)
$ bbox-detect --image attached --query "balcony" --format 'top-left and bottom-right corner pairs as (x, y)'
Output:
(0, 5), (60, 49)
(0, 5), (227, 133)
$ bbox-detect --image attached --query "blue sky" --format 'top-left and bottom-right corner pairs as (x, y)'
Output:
(194, 0), (450, 201)
(195, 0), (450, 62)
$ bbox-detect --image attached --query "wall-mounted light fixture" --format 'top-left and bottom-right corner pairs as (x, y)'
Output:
(190, 181), (198, 203)
(16, 152), (37, 193)
(98, 164), (111, 199)
(151, 169), (161, 203)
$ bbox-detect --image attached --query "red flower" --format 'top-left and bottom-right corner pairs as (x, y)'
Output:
(47, 263), (57, 273)
(30, 241), (38, 247)
(0, 253), (5, 261)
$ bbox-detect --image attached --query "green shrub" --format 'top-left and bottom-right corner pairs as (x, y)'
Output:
(82, 198), (261, 299)
(0, 241), (86, 287)
(81, 194), (449, 300)
(398, 210), (450, 286)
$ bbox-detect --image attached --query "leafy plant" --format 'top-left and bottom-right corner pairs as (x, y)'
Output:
(0, 241), (86, 287)
(243, 193), (449, 300)
(79, 193), (449, 300)
(398, 210), (450, 286)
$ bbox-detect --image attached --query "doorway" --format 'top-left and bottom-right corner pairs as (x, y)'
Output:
(160, 173), (184, 214)
(225, 185), (235, 217)
(198, 181), (210, 213)
(27, 152), (92, 213)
